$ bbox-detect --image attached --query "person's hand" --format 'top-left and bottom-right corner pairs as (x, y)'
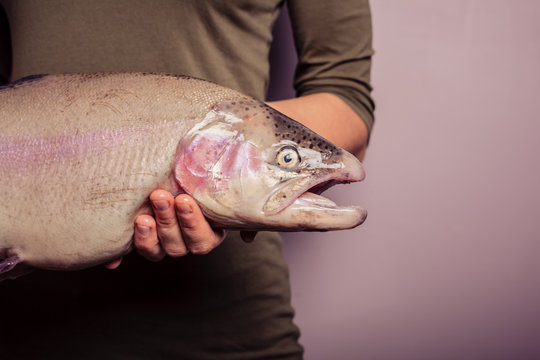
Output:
(105, 190), (228, 269)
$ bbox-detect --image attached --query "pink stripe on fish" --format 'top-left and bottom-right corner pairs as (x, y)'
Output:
(0, 131), (130, 171)
(0, 123), (178, 172)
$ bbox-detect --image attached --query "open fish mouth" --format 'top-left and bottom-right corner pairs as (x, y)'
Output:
(284, 178), (367, 230)
(296, 179), (357, 208)
(264, 162), (367, 231)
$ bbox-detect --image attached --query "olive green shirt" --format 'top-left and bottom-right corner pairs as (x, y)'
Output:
(0, 0), (374, 132)
(0, 1), (374, 359)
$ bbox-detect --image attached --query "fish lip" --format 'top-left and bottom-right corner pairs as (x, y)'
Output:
(269, 170), (363, 216)
(267, 174), (368, 231)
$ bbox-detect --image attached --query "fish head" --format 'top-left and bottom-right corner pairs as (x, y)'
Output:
(174, 99), (367, 231)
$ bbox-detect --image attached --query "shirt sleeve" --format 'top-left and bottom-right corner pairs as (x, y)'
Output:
(287, 0), (375, 135)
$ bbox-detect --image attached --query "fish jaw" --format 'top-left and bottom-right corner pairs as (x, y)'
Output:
(258, 150), (367, 231)
(268, 193), (367, 231)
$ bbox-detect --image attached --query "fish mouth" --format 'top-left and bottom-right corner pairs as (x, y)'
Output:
(298, 179), (356, 208)
(279, 178), (367, 231)
(264, 153), (367, 231)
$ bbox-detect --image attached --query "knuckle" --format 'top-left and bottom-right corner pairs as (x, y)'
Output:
(135, 240), (155, 254)
(189, 242), (214, 255)
(179, 217), (198, 230)
(156, 214), (178, 228)
(165, 246), (189, 258)
(156, 228), (180, 245)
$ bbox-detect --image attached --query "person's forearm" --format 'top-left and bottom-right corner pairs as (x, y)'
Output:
(267, 93), (368, 160)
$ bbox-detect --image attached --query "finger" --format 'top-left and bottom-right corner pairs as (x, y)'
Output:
(134, 215), (166, 261)
(240, 231), (258, 243)
(104, 257), (123, 269)
(150, 189), (188, 257)
(175, 194), (227, 255)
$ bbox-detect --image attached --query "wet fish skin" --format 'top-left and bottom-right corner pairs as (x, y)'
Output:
(0, 73), (366, 275)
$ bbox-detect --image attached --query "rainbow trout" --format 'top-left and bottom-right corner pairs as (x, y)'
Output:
(0, 73), (366, 277)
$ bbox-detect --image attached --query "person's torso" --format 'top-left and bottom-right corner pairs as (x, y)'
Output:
(1, 0), (283, 99)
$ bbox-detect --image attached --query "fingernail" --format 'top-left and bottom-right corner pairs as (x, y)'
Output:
(153, 199), (169, 211)
(136, 224), (150, 236)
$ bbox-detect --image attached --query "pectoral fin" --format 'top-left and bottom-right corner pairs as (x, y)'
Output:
(0, 255), (34, 281)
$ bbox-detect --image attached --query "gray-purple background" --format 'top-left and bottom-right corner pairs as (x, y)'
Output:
(268, 1), (540, 359)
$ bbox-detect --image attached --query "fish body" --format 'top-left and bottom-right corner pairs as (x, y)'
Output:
(0, 73), (366, 275)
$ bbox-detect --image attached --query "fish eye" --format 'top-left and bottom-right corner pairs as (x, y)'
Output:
(276, 146), (301, 169)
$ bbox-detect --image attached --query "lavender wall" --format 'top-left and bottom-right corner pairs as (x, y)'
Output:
(269, 1), (540, 359)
